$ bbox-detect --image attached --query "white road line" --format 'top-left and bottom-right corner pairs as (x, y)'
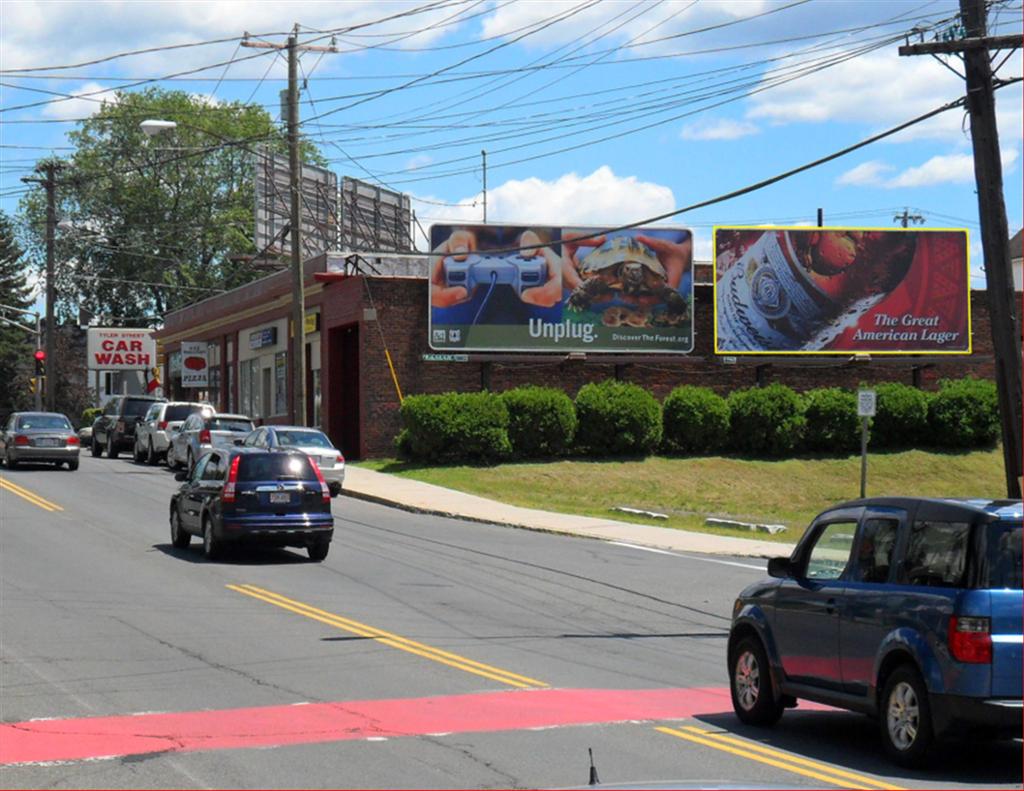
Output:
(608, 542), (767, 571)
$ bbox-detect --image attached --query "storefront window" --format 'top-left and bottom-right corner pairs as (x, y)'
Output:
(274, 352), (287, 416)
(312, 369), (321, 427)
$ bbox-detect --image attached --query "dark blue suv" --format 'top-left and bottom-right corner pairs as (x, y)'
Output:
(728, 497), (1022, 766)
(169, 447), (335, 561)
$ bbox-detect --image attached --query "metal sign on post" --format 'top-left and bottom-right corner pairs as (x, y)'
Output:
(858, 388), (876, 498)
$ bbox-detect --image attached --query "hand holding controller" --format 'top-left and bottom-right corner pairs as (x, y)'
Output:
(444, 253), (548, 297)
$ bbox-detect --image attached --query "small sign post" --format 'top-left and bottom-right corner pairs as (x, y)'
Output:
(857, 389), (876, 498)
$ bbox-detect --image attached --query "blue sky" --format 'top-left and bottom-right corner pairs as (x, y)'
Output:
(1, 0), (1021, 308)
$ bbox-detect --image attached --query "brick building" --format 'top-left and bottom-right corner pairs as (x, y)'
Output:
(156, 254), (1011, 460)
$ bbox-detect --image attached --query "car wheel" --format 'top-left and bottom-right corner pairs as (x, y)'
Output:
(147, 440), (158, 465)
(107, 434), (119, 459)
(6, 448), (18, 469)
(186, 450), (194, 471)
(730, 636), (784, 726)
(170, 509), (191, 549)
(133, 438), (144, 463)
(880, 665), (934, 767)
(308, 541), (330, 562)
(202, 517), (221, 560)
(90, 435), (103, 457)
(67, 459), (79, 471)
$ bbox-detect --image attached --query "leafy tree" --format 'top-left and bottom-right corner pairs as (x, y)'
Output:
(0, 211), (35, 412)
(18, 88), (324, 326)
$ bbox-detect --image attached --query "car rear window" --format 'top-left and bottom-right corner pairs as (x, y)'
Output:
(166, 404), (203, 421)
(124, 399), (159, 417)
(17, 415), (71, 430)
(276, 430), (333, 448)
(978, 522), (1023, 589)
(209, 418), (253, 432)
(236, 454), (315, 482)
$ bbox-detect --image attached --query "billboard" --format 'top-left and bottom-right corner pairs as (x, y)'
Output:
(254, 147), (338, 258)
(714, 228), (970, 354)
(180, 341), (208, 388)
(87, 328), (156, 371)
(340, 177), (413, 253)
(428, 224), (693, 354)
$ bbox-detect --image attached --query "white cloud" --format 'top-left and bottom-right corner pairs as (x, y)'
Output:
(40, 82), (120, 120)
(412, 166), (675, 232)
(837, 148), (1019, 189)
(405, 154), (433, 172)
(680, 118), (758, 141)
(836, 161), (893, 187)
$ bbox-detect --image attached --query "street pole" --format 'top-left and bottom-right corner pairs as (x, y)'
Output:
(900, 4), (1023, 497)
(482, 150), (487, 224)
(44, 162), (57, 412)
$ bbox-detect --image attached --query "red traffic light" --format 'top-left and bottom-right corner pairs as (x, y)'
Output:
(34, 349), (46, 361)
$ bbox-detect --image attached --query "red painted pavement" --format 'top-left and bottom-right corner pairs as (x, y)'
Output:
(2, 687), (734, 766)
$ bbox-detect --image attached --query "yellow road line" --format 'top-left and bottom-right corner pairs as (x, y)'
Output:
(228, 583), (548, 689)
(0, 477), (64, 512)
(656, 726), (904, 791)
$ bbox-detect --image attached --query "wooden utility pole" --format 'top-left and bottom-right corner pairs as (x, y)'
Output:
(242, 26), (337, 426)
(893, 208), (924, 228)
(900, 1), (1023, 497)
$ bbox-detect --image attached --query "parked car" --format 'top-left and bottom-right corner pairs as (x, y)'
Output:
(240, 425), (345, 488)
(91, 394), (167, 459)
(167, 412), (255, 471)
(727, 497), (1022, 767)
(169, 447), (336, 561)
(133, 401), (213, 465)
(0, 411), (80, 470)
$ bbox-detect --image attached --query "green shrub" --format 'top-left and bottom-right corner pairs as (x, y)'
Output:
(727, 384), (805, 457)
(871, 382), (929, 447)
(501, 386), (576, 458)
(802, 388), (859, 453)
(928, 377), (1000, 448)
(662, 386), (730, 454)
(573, 380), (662, 456)
(81, 406), (102, 426)
(397, 391), (511, 463)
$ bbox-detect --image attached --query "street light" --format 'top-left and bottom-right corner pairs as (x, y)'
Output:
(139, 119), (178, 137)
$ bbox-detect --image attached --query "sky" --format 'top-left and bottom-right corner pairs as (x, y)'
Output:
(1, 0), (1022, 309)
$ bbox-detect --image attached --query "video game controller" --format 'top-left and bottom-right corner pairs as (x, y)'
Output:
(443, 253), (547, 296)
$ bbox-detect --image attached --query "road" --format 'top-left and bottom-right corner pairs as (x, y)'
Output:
(1, 455), (1020, 790)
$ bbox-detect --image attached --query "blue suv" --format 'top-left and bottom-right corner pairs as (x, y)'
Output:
(728, 497), (1022, 766)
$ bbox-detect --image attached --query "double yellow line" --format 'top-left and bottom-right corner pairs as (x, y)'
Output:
(0, 477), (64, 512)
(227, 583), (548, 689)
(657, 726), (905, 790)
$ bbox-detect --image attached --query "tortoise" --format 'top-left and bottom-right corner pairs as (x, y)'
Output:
(566, 236), (688, 319)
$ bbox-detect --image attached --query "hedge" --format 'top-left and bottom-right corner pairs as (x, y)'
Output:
(802, 388), (860, 453)
(728, 384), (805, 457)
(396, 391), (511, 463)
(871, 382), (930, 448)
(662, 386), (730, 454)
(573, 380), (662, 456)
(81, 407), (102, 427)
(501, 386), (576, 459)
(928, 377), (1000, 448)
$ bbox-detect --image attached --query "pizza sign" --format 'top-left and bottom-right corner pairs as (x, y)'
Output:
(180, 341), (208, 388)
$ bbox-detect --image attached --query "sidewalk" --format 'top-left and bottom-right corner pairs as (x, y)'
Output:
(342, 465), (795, 559)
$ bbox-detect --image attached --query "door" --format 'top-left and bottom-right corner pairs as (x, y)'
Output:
(180, 454), (212, 531)
(773, 518), (858, 690)
(328, 324), (360, 459)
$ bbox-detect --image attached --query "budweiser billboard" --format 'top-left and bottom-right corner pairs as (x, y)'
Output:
(714, 227), (970, 354)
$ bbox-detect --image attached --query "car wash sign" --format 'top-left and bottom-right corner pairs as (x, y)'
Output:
(87, 328), (156, 370)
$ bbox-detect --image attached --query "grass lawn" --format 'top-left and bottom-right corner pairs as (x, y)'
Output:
(357, 448), (1008, 543)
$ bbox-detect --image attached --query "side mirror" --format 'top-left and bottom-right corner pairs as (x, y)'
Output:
(174, 471), (188, 482)
(327, 480), (342, 498)
(767, 557), (794, 579)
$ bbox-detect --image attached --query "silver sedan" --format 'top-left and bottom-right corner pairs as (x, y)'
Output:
(240, 425), (345, 487)
(0, 411), (81, 470)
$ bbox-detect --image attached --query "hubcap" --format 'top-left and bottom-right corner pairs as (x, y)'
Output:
(735, 650), (760, 711)
(886, 681), (920, 751)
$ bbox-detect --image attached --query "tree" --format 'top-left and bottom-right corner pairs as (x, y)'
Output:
(0, 210), (35, 412)
(18, 88), (325, 326)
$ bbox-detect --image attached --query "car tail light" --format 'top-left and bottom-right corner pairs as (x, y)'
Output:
(337, 454), (345, 464)
(66, 436), (80, 446)
(948, 616), (992, 663)
(199, 428), (211, 444)
(222, 456), (241, 504)
(14, 435), (29, 446)
(158, 420), (168, 430)
(311, 458), (330, 504)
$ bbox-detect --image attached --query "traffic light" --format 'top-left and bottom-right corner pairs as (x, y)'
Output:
(34, 348), (46, 377)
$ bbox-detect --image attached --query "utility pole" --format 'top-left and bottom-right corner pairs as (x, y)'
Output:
(21, 160), (63, 412)
(482, 150), (488, 223)
(242, 26), (337, 426)
(894, 208), (925, 228)
(900, 1), (1023, 497)
(0, 304), (42, 410)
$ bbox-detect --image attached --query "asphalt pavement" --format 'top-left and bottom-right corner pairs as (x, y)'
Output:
(341, 464), (793, 559)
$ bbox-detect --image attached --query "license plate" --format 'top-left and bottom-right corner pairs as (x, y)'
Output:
(37, 438), (59, 447)
(320, 456), (335, 468)
(269, 492), (291, 504)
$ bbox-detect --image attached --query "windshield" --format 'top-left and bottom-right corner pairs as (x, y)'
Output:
(16, 415), (72, 430)
(124, 399), (159, 417)
(209, 418), (253, 433)
(979, 522), (1023, 589)
(275, 430), (333, 449)
(237, 453), (315, 482)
